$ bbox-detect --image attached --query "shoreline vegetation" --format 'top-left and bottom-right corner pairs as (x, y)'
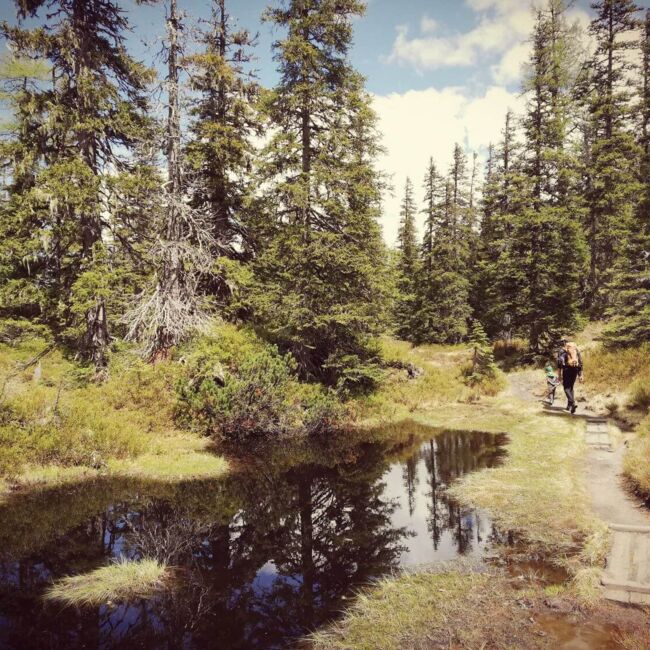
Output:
(2, 319), (650, 644)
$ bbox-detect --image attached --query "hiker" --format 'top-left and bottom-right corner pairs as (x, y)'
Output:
(544, 363), (560, 405)
(557, 339), (583, 414)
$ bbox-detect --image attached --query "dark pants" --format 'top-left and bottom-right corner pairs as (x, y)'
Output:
(563, 367), (579, 406)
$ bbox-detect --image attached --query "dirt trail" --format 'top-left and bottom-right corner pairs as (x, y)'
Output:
(505, 369), (650, 527)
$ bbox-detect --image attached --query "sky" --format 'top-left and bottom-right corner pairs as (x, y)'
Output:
(0, 0), (601, 244)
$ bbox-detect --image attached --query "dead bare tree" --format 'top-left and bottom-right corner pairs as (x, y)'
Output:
(125, 0), (212, 360)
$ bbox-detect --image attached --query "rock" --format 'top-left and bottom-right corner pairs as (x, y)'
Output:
(543, 597), (573, 613)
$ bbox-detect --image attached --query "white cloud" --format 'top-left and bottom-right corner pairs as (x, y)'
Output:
(420, 15), (438, 34)
(388, 1), (535, 71)
(372, 85), (524, 245)
(389, 0), (592, 77)
(491, 42), (530, 85)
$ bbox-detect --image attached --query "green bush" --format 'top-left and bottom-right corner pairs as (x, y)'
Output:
(176, 324), (345, 441)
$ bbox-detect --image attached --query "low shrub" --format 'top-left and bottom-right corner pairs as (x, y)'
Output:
(176, 324), (345, 441)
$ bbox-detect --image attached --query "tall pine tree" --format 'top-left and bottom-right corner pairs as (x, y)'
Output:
(604, 8), (650, 345)
(486, 1), (587, 351)
(412, 158), (444, 343)
(250, 0), (386, 390)
(394, 177), (418, 339)
(1, 0), (155, 371)
(584, 0), (643, 316)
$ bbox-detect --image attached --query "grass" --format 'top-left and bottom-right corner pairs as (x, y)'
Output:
(623, 413), (650, 497)
(0, 320), (229, 496)
(311, 567), (544, 650)
(448, 397), (608, 566)
(352, 337), (500, 426)
(44, 558), (170, 607)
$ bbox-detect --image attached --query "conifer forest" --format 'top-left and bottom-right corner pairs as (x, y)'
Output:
(0, 0), (650, 648)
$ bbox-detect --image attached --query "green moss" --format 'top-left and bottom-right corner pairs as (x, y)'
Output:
(44, 558), (170, 607)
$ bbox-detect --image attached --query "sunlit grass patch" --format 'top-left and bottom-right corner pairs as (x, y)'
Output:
(449, 407), (593, 554)
(44, 558), (170, 607)
(354, 337), (475, 425)
(16, 464), (99, 487)
(310, 568), (540, 650)
(109, 449), (228, 482)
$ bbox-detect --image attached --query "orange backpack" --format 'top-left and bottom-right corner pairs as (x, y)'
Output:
(565, 342), (579, 367)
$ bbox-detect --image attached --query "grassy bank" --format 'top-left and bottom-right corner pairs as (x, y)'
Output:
(351, 337), (505, 426)
(312, 568), (543, 650)
(311, 565), (650, 650)
(581, 341), (650, 498)
(0, 320), (228, 498)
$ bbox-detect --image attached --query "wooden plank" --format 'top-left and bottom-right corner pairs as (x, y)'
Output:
(637, 534), (650, 584)
(603, 588), (630, 603)
(606, 531), (631, 577)
(610, 524), (650, 534)
(628, 533), (641, 583)
(600, 579), (650, 595)
(629, 592), (650, 605)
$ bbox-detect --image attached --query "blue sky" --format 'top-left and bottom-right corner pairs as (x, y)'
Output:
(0, 0), (603, 243)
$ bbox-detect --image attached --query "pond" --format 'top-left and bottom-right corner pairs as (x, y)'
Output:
(0, 426), (507, 649)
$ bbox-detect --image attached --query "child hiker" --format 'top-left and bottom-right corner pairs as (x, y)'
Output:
(545, 363), (559, 405)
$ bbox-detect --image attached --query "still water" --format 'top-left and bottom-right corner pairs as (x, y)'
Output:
(0, 426), (507, 649)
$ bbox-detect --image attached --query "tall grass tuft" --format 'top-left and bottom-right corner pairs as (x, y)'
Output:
(44, 558), (170, 607)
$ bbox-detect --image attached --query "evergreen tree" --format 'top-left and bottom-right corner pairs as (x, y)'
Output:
(184, 0), (260, 272)
(422, 147), (472, 344)
(394, 177), (418, 339)
(491, 1), (587, 351)
(412, 158), (444, 342)
(0, 0), (155, 371)
(126, 0), (213, 359)
(477, 110), (530, 338)
(584, 0), (643, 316)
(467, 320), (497, 385)
(604, 8), (650, 345)
(249, 0), (386, 390)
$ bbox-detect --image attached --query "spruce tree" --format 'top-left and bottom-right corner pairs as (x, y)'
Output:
(584, 0), (643, 316)
(394, 177), (419, 339)
(413, 158), (444, 343)
(422, 147), (472, 344)
(494, 0), (587, 351)
(250, 0), (386, 390)
(184, 0), (260, 270)
(604, 8), (650, 345)
(468, 320), (497, 385)
(126, 0), (213, 359)
(0, 0), (155, 371)
(477, 111), (531, 339)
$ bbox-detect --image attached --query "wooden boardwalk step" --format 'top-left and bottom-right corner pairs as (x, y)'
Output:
(602, 525), (650, 604)
(585, 418), (612, 450)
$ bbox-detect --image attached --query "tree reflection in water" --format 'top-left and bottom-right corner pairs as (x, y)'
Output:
(0, 427), (507, 649)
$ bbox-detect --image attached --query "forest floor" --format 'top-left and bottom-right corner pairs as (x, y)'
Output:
(314, 342), (650, 649)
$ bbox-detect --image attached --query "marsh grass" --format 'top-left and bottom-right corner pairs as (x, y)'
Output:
(0, 322), (229, 491)
(311, 568), (544, 650)
(582, 343), (650, 396)
(353, 338), (478, 425)
(44, 558), (170, 607)
(623, 414), (650, 497)
(448, 403), (595, 555)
